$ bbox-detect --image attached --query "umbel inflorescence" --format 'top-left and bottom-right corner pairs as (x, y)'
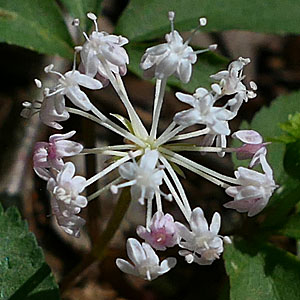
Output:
(22, 12), (277, 281)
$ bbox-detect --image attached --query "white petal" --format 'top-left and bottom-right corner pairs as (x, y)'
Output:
(142, 243), (159, 265)
(175, 92), (196, 107)
(177, 59), (192, 83)
(127, 238), (146, 266)
(119, 162), (136, 180)
(190, 207), (208, 234)
(116, 259), (138, 276)
(71, 71), (103, 89)
(210, 212), (221, 234)
(140, 150), (159, 170)
(65, 86), (92, 111)
(57, 162), (75, 184)
(158, 257), (177, 274)
(232, 130), (263, 144)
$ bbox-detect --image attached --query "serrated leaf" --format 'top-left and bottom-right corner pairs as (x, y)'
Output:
(224, 239), (300, 300)
(280, 213), (300, 239)
(110, 113), (134, 134)
(0, 205), (60, 299)
(0, 0), (73, 58)
(126, 43), (227, 92)
(60, 0), (103, 32)
(116, 0), (300, 42)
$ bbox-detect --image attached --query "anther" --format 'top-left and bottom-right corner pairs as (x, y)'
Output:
(199, 17), (207, 26)
(34, 79), (42, 88)
(72, 18), (80, 27)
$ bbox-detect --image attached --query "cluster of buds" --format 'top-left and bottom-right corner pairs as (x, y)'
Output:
(22, 12), (277, 280)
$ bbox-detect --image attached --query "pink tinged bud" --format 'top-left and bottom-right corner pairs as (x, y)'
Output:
(232, 130), (270, 167)
(33, 131), (83, 180)
(137, 212), (179, 251)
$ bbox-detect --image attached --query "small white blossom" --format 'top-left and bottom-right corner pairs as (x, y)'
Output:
(137, 211), (179, 251)
(174, 88), (235, 135)
(45, 66), (102, 111)
(80, 13), (129, 81)
(47, 162), (87, 237)
(111, 150), (168, 205)
(116, 238), (177, 281)
(210, 57), (257, 113)
(232, 130), (269, 167)
(33, 131), (83, 180)
(224, 155), (276, 217)
(176, 207), (230, 265)
(140, 12), (215, 83)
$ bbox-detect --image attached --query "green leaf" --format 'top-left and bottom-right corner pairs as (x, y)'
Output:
(126, 43), (227, 92)
(280, 213), (300, 239)
(60, 0), (103, 32)
(0, 0), (73, 58)
(116, 0), (300, 41)
(283, 140), (300, 180)
(0, 205), (60, 299)
(224, 239), (300, 300)
(273, 112), (300, 144)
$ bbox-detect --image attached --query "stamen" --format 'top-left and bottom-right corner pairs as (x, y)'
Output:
(184, 17), (208, 46)
(250, 81), (257, 90)
(199, 17), (207, 26)
(44, 64), (65, 80)
(168, 11), (175, 34)
(72, 18), (80, 27)
(34, 79), (42, 88)
(110, 179), (137, 194)
(87, 12), (98, 32)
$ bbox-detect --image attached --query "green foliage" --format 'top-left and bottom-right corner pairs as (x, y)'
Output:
(224, 239), (300, 300)
(284, 140), (300, 180)
(280, 213), (300, 240)
(59, 0), (103, 32)
(273, 112), (300, 144)
(116, 0), (300, 41)
(0, 205), (60, 300)
(0, 0), (73, 58)
(126, 43), (228, 91)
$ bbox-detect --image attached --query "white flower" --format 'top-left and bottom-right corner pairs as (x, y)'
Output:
(210, 57), (257, 113)
(176, 207), (230, 265)
(80, 13), (129, 80)
(47, 162), (87, 236)
(137, 211), (179, 251)
(33, 131), (83, 180)
(116, 238), (177, 281)
(232, 130), (269, 168)
(140, 12), (216, 83)
(45, 65), (102, 111)
(224, 155), (276, 217)
(174, 88), (234, 135)
(111, 150), (167, 205)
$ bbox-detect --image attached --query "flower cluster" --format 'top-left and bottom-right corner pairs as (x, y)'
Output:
(22, 11), (277, 280)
